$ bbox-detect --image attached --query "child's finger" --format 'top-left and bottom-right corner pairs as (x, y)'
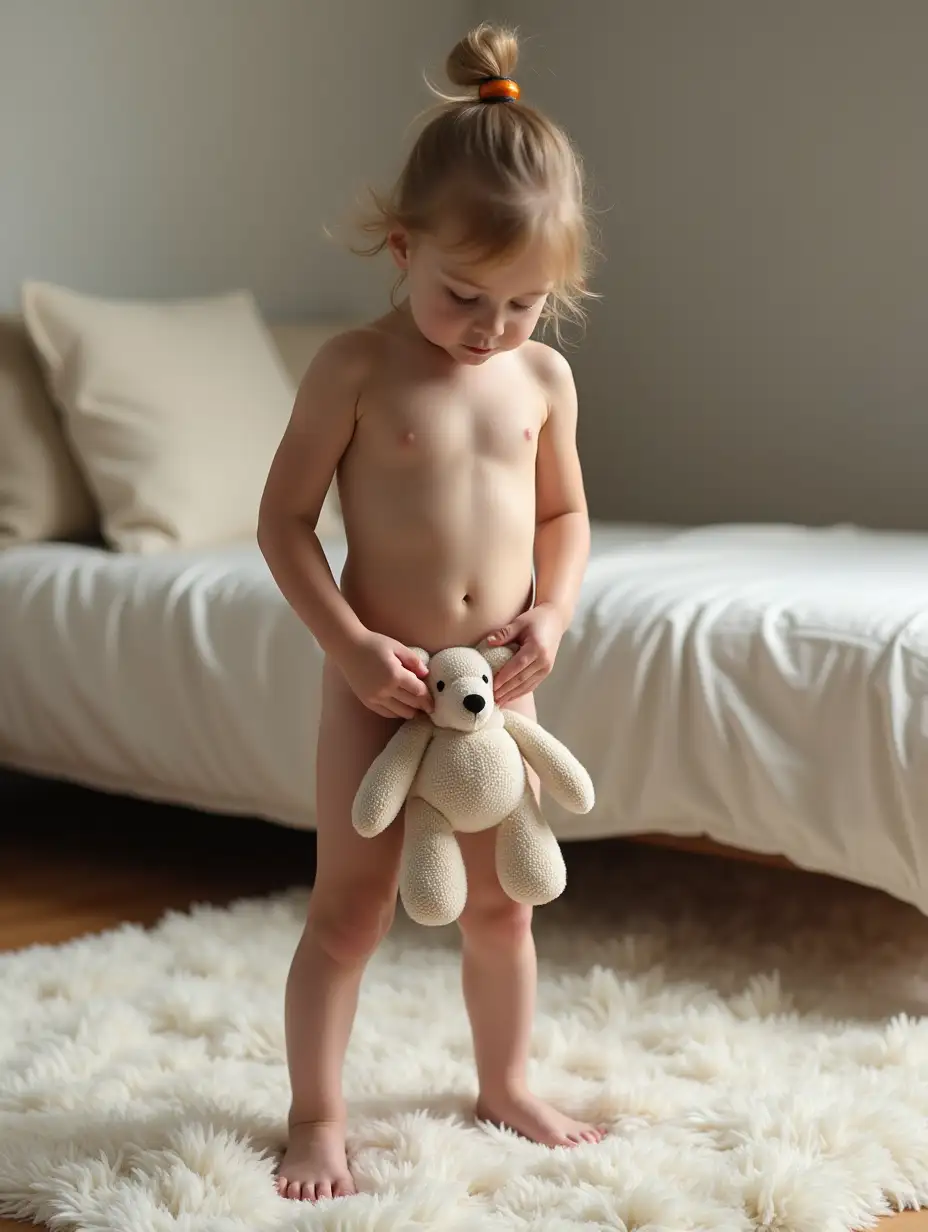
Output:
(493, 646), (535, 691)
(395, 665), (427, 695)
(499, 675), (541, 707)
(486, 613), (530, 648)
(494, 648), (536, 693)
(398, 684), (432, 712)
(498, 681), (530, 707)
(401, 671), (432, 705)
(388, 697), (418, 719)
(397, 647), (429, 677)
(495, 669), (538, 706)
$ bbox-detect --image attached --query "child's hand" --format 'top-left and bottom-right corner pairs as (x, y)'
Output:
(485, 603), (567, 708)
(340, 632), (432, 720)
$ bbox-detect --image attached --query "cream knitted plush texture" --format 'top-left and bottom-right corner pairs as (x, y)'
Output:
(351, 638), (595, 926)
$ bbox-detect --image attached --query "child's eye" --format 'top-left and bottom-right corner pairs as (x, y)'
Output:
(447, 289), (478, 306)
(511, 302), (532, 312)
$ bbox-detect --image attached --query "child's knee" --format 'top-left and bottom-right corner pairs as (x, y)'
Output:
(459, 896), (533, 949)
(308, 885), (397, 964)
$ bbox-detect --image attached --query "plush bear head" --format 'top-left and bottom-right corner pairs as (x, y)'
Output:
(408, 638), (515, 733)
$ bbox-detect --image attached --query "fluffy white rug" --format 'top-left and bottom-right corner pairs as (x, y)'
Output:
(3, 841), (928, 1232)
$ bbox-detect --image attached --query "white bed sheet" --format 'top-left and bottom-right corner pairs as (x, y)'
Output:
(2, 521), (928, 912)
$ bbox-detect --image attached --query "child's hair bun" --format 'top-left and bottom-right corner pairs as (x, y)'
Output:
(446, 23), (519, 90)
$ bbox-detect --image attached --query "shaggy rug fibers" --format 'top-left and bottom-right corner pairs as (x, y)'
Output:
(3, 842), (928, 1232)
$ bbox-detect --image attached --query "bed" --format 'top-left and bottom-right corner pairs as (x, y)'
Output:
(3, 519), (928, 914)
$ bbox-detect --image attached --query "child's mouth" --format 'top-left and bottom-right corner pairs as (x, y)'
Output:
(463, 344), (493, 355)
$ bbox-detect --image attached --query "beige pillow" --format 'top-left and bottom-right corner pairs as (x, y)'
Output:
(22, 282), (342, 554)
(0, 315), (98, 547)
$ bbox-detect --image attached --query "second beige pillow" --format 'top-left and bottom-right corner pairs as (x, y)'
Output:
(0, 314), (98, 547)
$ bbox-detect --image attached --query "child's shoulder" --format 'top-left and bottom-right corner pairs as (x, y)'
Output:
(519, 339), (576, 396)
(296, 322), (394, 400)
(305, 312), (418, 376)
(308, 323), (387, 371)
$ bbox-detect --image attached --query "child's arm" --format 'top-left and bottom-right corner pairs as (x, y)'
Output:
(257, 332), (431, 719)
(531, 346), (591, 628)
(257, 332), (369, 661)
(490, 346), (590, 707)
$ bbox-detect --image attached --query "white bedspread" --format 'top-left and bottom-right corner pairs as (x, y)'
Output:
(3, 522), (928, 912)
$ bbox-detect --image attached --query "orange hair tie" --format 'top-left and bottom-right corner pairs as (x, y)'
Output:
(478, 77), (521, 103)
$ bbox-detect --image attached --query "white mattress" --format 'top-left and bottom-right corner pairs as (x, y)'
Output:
(3, 521), (928, 913)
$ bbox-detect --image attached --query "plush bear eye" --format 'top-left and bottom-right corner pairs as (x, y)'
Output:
(436, 681), (445, 692)
(482, 675), (489, 683)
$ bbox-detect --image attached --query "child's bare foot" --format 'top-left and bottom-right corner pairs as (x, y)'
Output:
(476, 1088), (605, 1148)
(276, 1119), (355, 1202)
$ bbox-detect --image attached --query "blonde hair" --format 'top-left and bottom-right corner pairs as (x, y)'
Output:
(355, 23), (596, 338)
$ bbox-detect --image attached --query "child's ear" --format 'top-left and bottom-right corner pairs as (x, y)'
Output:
(387, 226), (411, 271)
(475, 637), (515, 674)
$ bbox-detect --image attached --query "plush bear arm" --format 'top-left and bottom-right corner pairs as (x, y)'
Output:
(502, 710), (595, 815)
(351, 715), (434, 838)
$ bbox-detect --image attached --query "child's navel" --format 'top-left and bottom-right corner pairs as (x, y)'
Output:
(402, 431), (416, 446)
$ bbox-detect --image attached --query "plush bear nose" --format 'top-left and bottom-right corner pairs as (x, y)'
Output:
(463, 694), (486, 714)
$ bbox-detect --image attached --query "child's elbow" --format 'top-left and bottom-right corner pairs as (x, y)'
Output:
(256, 498), (287, 562)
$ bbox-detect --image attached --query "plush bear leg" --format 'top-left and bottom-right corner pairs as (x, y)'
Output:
(401, 797), (467, 926)
(495, 787), (567, 907)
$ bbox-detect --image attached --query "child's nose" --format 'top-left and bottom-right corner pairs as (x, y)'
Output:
(478, 307), (506, 337)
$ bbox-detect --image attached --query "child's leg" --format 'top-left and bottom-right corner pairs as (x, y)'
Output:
(455, 690), (604, 1148)
(278, 658), (405, 1203)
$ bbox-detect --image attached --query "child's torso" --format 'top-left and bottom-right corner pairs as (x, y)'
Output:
(337, 328), (547, 651)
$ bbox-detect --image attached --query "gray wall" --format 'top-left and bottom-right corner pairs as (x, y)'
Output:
(483, 1), (928, 529)
(0, 0), (464, 319)
(5, 1), (927, 529)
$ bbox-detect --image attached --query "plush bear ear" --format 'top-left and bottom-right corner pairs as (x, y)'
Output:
(475, 637), (515, 674)
(407, 646), (430, 668)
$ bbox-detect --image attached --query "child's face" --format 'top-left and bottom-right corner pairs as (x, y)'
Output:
(389, 227), (554, 365)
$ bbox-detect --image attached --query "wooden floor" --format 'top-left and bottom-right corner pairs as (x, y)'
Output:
(0, 769), (924, 1231)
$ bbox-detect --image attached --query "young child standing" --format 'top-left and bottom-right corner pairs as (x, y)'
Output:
(258, 22), (600, 1204)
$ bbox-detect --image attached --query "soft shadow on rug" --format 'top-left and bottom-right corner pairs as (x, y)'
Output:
(3, 842), (928, 1231)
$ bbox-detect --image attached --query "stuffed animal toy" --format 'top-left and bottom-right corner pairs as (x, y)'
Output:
(351, 637), (595, 927)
